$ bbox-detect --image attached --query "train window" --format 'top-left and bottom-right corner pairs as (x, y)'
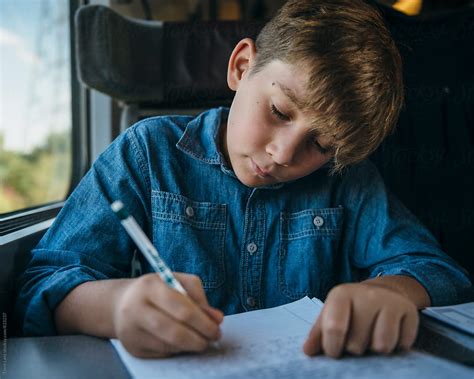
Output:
(0, 0), (73, 215)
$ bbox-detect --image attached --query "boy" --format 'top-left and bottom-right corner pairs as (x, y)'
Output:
(15, 0), (471, 360)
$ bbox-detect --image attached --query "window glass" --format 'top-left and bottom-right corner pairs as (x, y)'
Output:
(0, 0), (72, 214)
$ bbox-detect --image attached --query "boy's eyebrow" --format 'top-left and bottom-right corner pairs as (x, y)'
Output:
(274, 81), (306, 110)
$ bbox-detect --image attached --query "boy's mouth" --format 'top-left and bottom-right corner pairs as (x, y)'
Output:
(251, 159), (272, 178)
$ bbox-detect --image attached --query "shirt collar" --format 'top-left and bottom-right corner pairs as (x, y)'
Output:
(176, 107), (285, 190)
(176, 107), (229, 166)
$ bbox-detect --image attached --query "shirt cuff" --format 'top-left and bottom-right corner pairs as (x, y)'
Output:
(16, 266), (109, 336)
(372, 263), (472, 306)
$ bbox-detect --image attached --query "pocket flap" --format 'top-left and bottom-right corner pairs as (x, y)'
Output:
(281, 206), (344, 240)
(152, 190), (226, 230)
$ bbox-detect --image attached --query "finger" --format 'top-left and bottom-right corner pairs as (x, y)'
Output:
(370, 307), (402, 355)
(150, 279), (221, 341)
(321, 290), (352, 358)
(345, 289), (379, 355)
(200, 304), (224, 325)
(174, 273), (209, 306)
(142, 303), (210, 352)
(345, 310), (378, 355)
(398, 308), (419, 351)
(125, 325), (182, 359)
(303, 317), (322, 356)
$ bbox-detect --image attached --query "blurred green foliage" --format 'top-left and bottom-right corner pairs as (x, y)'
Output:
(0, 131), (71, 214)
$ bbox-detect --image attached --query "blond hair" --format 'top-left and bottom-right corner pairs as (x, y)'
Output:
(251, 0), (404, 174)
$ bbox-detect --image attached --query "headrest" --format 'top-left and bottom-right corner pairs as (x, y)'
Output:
(74, 5), (263, 107)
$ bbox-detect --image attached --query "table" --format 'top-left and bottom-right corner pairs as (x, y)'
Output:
(4, 335), (130, 379)
(4, 320), (473, 379)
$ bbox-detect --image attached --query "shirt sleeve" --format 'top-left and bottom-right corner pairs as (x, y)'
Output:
(14, 124), (152, 336)
(338, 159), (472, 306)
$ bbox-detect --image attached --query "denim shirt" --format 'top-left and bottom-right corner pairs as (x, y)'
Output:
(15, 107), (472, 336)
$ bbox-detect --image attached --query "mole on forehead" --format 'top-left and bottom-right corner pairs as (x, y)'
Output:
(272, 81), (307, 110)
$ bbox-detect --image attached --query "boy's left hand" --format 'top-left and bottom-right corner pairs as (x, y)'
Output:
(303, 282), (419, 358)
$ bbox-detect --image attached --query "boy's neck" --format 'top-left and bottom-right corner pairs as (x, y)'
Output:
(218, 121), (231, 169)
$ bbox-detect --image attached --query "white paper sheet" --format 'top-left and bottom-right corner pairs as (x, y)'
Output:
(111, 297), (474, 379)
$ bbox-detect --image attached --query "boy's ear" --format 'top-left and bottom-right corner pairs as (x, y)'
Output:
(227, 38), (257, 91)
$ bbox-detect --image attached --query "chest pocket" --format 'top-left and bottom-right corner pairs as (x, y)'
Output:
(279, 206), (344, 300)
(151, 191), (227, 289)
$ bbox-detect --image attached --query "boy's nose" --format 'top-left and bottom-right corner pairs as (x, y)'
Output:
(266, 136), (300, 167)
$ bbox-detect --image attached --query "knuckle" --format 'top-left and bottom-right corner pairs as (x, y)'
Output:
(328, 285), (345, 298)
(364, 287), (379, 301)
(324, 320), (347, 336)
(190, 275), (203, 287)
(176, 307), (194, 323)
(139, 273), (158, 287)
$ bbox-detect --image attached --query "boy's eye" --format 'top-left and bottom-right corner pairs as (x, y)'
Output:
(270, 104), (290, 121)
(312, 139), (329, 154)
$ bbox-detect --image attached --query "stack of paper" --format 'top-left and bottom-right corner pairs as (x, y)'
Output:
(111, 297), (474, 379)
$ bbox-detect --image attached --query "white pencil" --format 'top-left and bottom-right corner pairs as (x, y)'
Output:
(110, 200), (187, 295)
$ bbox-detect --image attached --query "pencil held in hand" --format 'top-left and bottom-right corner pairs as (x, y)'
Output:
(111, 200), (187, 295)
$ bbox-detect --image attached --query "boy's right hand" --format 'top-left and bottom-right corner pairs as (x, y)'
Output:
(113, 272), (224, 358)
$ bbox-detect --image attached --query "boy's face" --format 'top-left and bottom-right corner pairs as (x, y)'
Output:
(222, 39), (334, 188)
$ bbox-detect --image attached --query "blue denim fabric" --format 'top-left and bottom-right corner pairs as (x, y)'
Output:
(15, 107), (472, 336)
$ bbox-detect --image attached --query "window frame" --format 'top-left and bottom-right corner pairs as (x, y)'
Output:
(0, 0), (90, 244)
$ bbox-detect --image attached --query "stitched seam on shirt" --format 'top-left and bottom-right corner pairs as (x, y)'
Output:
(152, 211), (226, 230)
(282, 230), (339, 240)
(254, 200), (265, 308)
(203, 205), (227, 289)
(152, 190), (226, 210)
(127, 127), (151, 194)
(281, 208), (344, 220)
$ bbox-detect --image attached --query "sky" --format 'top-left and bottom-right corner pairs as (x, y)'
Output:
(0, 0), (71, 153)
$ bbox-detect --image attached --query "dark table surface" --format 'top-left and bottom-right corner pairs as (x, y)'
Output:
(4, 335), (130, 379)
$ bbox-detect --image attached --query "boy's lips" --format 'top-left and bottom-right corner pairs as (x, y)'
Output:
(251, 159), (272, 178)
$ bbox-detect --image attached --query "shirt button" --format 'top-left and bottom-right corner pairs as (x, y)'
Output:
(313, 216), (324, 227)
(246, 297), (256, 307)
(185, 206), (194, 217)
(247, 242), (257, 254)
